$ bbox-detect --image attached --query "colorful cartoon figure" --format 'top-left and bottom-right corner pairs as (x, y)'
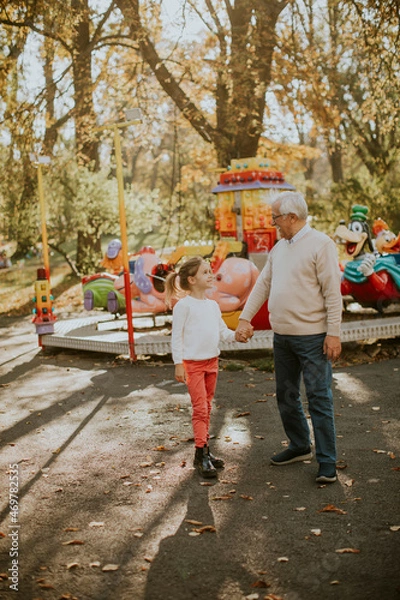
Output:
(100, 239), (124, 274)
(334, 205), (400, 310)
(112, 248), (169, 313)
(372, 218), (400, 255)
(206, 257), (259, 311)
(82, 272), (125, 313)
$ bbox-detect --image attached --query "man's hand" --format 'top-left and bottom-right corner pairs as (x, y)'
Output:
(235, 319), (254, 343)
(324, 335), (341, 361)
(175, 364), (186, 383)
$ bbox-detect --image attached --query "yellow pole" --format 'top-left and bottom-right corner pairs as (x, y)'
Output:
(113, 126), (136, 361)
(37, 163), (51, 281)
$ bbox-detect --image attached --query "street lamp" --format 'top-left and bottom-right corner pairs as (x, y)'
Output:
(29, 153), (52, 281)
(97, 108), (143, 361)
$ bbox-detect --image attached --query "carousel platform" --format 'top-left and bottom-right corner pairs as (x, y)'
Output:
(38, 312), (400, 357)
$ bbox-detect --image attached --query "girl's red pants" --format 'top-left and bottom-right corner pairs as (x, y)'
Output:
(183, 357), (219, 448)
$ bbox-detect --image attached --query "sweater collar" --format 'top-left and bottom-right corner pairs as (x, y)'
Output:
(286, 223), (311, 245)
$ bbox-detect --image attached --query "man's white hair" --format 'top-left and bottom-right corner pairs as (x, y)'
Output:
(271, 191), (308, 220)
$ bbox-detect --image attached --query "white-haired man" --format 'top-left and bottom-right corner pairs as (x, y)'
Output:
(235, 191), (342, 483)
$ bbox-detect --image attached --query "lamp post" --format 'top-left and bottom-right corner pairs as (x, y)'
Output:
(29, 154), (52, 281)
(97, 108), (142, 361)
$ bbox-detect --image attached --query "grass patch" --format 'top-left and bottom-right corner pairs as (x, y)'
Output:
(249, 355), (275, 372)
(223, 361), (246, 371)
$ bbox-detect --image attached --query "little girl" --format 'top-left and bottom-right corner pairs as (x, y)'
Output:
(165, 256), (237, 478)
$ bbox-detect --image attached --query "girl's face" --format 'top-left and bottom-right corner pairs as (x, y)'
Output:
(189, 261), (214, 291)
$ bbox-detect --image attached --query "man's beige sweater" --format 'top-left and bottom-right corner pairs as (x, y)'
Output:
(241, 228), (342, 337)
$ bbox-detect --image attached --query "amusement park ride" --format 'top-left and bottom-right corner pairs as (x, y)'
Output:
(32, 157), (400, 359)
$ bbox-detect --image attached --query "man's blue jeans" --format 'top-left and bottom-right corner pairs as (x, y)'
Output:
(273, 333), (336, 465)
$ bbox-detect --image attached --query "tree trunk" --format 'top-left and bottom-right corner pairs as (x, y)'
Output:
(71, 0), (100, 169)
(328, 142), (343, 183)
(115, 0), (288, 167)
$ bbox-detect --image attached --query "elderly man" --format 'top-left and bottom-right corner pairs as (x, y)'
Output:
(235, 191), (342, 483)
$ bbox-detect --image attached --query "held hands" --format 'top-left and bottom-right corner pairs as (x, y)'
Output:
(235, 319), (254, 343)
(175, 364), (186, 383)
(323, 335), (341, 361)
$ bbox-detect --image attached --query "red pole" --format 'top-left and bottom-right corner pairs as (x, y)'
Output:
(114, 127), (136, 361)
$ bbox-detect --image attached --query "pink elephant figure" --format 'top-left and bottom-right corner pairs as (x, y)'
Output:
(114, 250), (168, 313)
(206, 257), (259, 311)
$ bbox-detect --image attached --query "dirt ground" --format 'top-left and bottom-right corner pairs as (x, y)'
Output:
(0, 314), (399, 600)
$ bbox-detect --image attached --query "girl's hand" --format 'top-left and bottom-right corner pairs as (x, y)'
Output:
(175, 364), (186, 383)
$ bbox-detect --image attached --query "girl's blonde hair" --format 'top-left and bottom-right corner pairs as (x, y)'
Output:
(165, 256), (205, 307)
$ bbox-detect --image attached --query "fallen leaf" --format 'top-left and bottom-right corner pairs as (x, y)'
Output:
(0, 532), (6, 538)
(390, 525), (400, 532)
(245, 383), (256, 388)
(134, 532), (144, 538)
(66, 562), (80, 570)
(277, 556), (289, 562)
(39, 582), (55, 589)
(235, 412), (251, 418)
(254, 435), (265, 439)
(64, 527), (79, 532)
(144, 557), (153, 563)
(140, 462), (153, 468)
(192, 525), (216, 534)
(330, 580), (340, 585)
(240, 494), (253, 500)
(344, 480), (354, 487)
(318, 504), (347, 515)
(264, 595), (284, 600)
(251, 579), (270, 588)
(335, 548), (360, 554)
(245, 594), (259, 600)
(102, 564), (119, 571)
(388, 452), (396, 459)
(199, 481), (214, 486)
(189, 531), (201, 537)
(153, 445), (169, 451)
(185, 520), (202, 526)
(311, 529), (321, 536)
(293, 507), (306, 512)
(373, 449), (386, 454)
(62, 540), (84, 546)
(180, 460), (187, 467)
(90, 561), (101, 568)
(212, 495), (233, 501)
(119, 474), (131, 479)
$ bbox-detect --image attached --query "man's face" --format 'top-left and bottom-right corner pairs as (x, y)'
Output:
(271, 203), (294, 239)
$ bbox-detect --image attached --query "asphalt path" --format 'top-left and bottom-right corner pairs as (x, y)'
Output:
(0, 316), (399, 600)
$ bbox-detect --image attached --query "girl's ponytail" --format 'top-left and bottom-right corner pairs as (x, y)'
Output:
(165, 256), (204, 308)
(165, 271), (180, 308)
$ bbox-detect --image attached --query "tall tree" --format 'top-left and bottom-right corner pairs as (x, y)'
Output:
(115, 0), (290, 167)
(273, 0), (400, 182)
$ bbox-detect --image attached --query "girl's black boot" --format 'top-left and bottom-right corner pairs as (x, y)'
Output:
(193, 446), (217, 478)
(208, 447), (225, 469)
